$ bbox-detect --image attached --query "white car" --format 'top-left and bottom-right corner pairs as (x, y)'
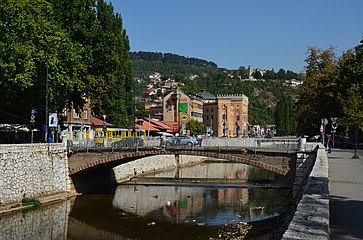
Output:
(165, 136), (196, 146)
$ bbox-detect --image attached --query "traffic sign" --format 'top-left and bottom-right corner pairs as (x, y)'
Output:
(321, 118), (328, 126)
(30, 108), (36, 115)
(102, 114), (107, 120)
(320, 125), (324, 132)
(30, 114), (35, 123)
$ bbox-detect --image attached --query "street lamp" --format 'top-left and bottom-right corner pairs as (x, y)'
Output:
(45, 45), (49, 142)
(331, 117), (338, 148)
(133, 77), (137, 149)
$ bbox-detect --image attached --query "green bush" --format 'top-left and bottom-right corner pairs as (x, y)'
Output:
(22, 198), (41, 207)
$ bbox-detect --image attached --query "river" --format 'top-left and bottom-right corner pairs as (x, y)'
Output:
(0, 161), (293, 239)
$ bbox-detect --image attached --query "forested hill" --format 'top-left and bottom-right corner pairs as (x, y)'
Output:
(130, 51), (218, 68)
(130, 51), (221, 79)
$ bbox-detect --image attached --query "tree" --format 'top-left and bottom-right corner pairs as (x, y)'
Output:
(275, 95), (296, 136)
(339, 86), (363, 158)
(276, 68), (286, 80)
(238, 66), (249, 79)
(186, 120), (205, 135)
(295, 47), (341, 136)
(94, 1), (133, 127)
(0, 0), (87, 124)
(338, 38), (363, 158)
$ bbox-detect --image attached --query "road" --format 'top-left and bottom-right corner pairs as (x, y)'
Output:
(329, 148), (363, 240)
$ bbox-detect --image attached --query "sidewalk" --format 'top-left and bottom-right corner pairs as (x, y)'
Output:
(328, 148), (363, 240)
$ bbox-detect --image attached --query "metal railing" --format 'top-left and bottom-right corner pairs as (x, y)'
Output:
(67, 137), (310, 154)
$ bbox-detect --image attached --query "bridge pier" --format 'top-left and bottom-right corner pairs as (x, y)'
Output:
(174, 154), (180, 179)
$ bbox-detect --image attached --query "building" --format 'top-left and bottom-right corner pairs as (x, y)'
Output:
(189, 94), (203, 123)
(197, 91), (249, 137)
(63, 98), (112, 144)
(63, 98), (93, 144)
(163, 88), (190, 134)
(216, 94), (248, 137)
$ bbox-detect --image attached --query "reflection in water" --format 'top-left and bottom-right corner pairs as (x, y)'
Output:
(144, 162), (282, 181)
(113, 185), (290, 226)
(0, 162), (292, 239)
(68, 163), (291, 239)
(0, 201), (69, 240)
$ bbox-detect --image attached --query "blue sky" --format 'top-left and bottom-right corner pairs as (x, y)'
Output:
(110, 0), (363, 73)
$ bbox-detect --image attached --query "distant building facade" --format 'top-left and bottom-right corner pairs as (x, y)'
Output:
(197, 91), (248, 137)
(217, 94), (248, 137)
(63, 97), (92, 143)
(163, 88), (189, 134)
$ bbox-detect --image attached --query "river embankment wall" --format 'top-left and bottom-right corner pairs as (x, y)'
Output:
(113, 155), (207, 183)
(283, 144), (329, 239)
(0, 144), (70, 205)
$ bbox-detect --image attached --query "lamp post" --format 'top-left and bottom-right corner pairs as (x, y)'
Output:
(133, 77), (137, 148)
(331, 117), (338, 148)
(45, 45), (49, 142)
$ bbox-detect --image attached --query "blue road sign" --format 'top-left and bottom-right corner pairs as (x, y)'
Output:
(30, 108), (36, 115)
(103, 120), (106, 125)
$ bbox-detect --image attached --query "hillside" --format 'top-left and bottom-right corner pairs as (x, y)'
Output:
(130, 51), (222, 80)
(130, 51), (299, 126)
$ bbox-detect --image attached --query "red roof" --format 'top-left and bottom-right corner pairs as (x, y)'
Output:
(146, 118), (173, 131)
(90, 115), (113, 127)
(136, 119), (159, 131)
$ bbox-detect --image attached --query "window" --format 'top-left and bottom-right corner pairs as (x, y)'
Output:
(72, 109), (80, 119)
(84, 110), (88, 120)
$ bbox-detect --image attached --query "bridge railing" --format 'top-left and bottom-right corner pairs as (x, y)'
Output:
(67, 137), (309, 154)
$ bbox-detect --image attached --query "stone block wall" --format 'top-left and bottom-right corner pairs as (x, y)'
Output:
(112, 155), (206, 183)
(283, 144), (329, 239)
(0, 144), (69, 205)
(293, 152), (316, 198)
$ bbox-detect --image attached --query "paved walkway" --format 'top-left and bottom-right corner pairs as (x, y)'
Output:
(328, 148), (363, 240)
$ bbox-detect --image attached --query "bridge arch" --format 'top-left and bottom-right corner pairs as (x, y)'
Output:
(68, 149), (291, 176)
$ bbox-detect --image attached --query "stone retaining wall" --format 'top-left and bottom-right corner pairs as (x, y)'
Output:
(112, 155), (207, 183)
(282, 144), (329, 239)
(0, 144), (70, 205)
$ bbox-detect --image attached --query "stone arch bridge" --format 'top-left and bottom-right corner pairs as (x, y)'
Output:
(69, 148), (294, 176)
(68, 147), (298, 193)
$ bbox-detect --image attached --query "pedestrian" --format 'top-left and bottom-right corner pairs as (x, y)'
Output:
(160, 135), (166, 147)
(197, 135), (202, 147)
(327, 134), (332, 153)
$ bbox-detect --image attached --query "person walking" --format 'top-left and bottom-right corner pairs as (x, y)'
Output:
(327, 134), (332, 153)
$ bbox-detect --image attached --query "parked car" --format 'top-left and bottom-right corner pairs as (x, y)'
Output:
(165, 136), (197, 146)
